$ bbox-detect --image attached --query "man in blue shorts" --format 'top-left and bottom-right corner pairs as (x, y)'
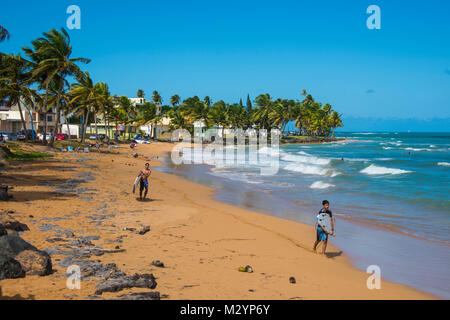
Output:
(138, 163), (151, 200)
(313, 200), (334, 254)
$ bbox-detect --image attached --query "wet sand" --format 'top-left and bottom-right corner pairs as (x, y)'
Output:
(0, 142), (436, 299)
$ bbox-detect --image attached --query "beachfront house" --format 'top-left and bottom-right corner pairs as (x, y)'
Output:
(0, 99), (57, 135)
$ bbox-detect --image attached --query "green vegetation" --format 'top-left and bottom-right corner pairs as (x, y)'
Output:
(0, 25), (9, 42)
(1, 143), (52, 161)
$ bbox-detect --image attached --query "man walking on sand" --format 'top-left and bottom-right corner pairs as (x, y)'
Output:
(138, 162), (151, 201)
(313, 200), (334, 255)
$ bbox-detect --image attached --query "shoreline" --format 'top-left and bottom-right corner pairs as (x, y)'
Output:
(0, 142), (437, 299)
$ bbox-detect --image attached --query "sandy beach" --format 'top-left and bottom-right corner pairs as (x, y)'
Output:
(0, 142), (436, 300)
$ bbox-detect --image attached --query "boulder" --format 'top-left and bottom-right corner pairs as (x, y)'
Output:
(0, 255), (25, 280)
(15, 250), (52, 276)
(0, 235), (52, 276)
(0, 225), (6, 237)
(95, 273), (157, 295)
(0, 212), (29, 232)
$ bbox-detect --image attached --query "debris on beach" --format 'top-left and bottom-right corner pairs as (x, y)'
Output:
(289, 276), (296, 284)
(238, 265), (254, 273)
(138, 225), (150, 235)
(152, 260), (164, 268)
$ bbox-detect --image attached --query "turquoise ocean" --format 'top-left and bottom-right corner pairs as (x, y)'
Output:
(157, 132), (450, 298)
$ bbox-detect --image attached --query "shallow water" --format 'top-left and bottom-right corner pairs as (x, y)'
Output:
(156, 132), (450, 298)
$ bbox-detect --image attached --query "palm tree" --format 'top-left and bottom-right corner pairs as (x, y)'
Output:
(227, 103), (246, 129)
(252, 94), (272, 130)
(329, 111), (343, 136)
(204, 96), (211, 108)
(0, 54), (37, 138)
(69, 71), (98, 143)
(93, 82), (111, 140)
(208, 101), (228, 137)
(137, 89), (145, 98)
(170, 94), (180, 107)
(0, 25), (10, 42)
(168, 109), (187, 132)
(117, 96), (135, 140)
(24, 28), (90, 145)
(152, 90), (162, 105)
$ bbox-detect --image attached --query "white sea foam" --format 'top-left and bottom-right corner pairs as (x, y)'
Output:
(404, 147), (430, 152)
(281, 153), (331, 166)
(438, 162), (450, 167)
(310, 181), (335, 189)
(284, 163), (339, 176)
(344, 158), (370, 162)
(383, 147), (394, 150)
(360, 164), (412, 175)
(284, 163), (328, 176)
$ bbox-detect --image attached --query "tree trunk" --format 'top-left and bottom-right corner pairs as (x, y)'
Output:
(103, 111), (108, 140)
(49, 106), (61, 147)
(16, 100), (28, 140)
(81, 110), (90, 143)
(49, 76), (64, 147)
(94, 112), (98, 141)
(42, 80), (50, 145)
(66, 116), (71, 140)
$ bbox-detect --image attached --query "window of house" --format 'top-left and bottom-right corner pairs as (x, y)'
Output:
(47, 115), (53, 122)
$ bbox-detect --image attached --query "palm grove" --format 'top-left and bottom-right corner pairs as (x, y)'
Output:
(0, 27), (343, 145)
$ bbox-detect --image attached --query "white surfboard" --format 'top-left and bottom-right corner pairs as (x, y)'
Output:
(132, 175), (141, 194)
(316, 212), (335, 236)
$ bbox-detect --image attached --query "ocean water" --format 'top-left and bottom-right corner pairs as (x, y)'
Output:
(157, 132), (450, 298)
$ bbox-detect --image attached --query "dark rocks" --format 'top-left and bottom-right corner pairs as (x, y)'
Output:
(0, 212), (30, 233)
(46, 237), (69, 243)
(0, 255), (25, 280)
(15, 250), (53, 276)
(118, 292), (160, 300)
(289, 276), (296, 284)
(0, 235), (52, 276)
(0, 225), (6, 237)
(94, 273), (157, 295)
(58, 258), (126, 280)
(152, 260), (164, 268)
(0, 186), (13, 201)
(138, 225), (150, 235)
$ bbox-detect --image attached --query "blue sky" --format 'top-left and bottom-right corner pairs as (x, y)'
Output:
(1, 0), (450, 129)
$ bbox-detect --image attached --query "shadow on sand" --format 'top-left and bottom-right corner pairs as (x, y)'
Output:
(325, 250), (343, 259)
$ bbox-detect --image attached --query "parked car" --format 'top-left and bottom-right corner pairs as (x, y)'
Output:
(37, 132), (52, 141)
(17, 129), (37, 140)
(134, 139), (150, 144)
(0, 132), (9, 142)
(88, 134), (106, 140)
(1, 132), (17, 141)
(55, 133), (69, 141)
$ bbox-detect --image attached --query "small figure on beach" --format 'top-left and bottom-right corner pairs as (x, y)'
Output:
(313, 200), (334, 255)
(137, 162), (151, 201)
